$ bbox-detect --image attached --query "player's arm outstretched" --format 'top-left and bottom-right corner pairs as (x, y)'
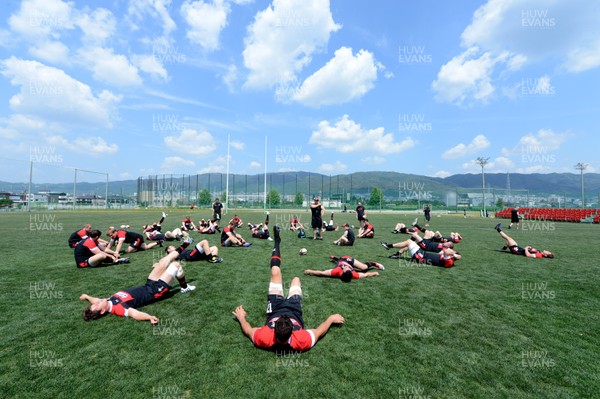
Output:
(309, 314), (345, 342)
(232, 305), (258, 340)
(127, 308), (159, 325)
(304, 269), (332, 277)
(357, 271), (379, 278)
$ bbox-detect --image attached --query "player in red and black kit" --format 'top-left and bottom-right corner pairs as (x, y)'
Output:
(304, 255), (383, 282)
(143, 212), (167, 242)
(68, 224), (92, 248)
(381, 232), (461, 268)
(165, 238), (223, 263)
(333, 223), (355, 246)
(232, 225), (345, 352)
(289, 215), (304, 232)
(106, 226), (160, 254)
(221, 220), (251, 247)
(74, 229), (125, 268)
(357, 218), (375, 238)
(248, 214), (272, 240)
(391, 222), (418, 234)
(495, 223), (554, 258)
(230, 214), (243, 228)
(181, 216), (197, 231)
(80, 243), (196, 323)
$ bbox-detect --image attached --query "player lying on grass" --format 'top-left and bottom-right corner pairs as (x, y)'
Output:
(357, 218), (374, 238)
(322, 213), (339, 231)
(221, 220), (251, 247)
(199, 219), (220, 234)
(163, 228), (186, 241)
(333, 223), (355, 246)
(142, 212), (166, 234)
(232, 225), (345, 352)
(80, 249), (195, 324)
(381, 232), (461, 268)
(74, 229), (128, 268)
(304, 255), (384, 282)
(391, 222), (418, 234)
(106, 226), (161, 254)
(248, 214), (272, 240)
(392, 219), (463, 243)
(165, 236), (223, 263)
(495, 223), (554, 258)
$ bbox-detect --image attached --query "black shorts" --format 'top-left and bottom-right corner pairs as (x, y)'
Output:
(130, 237), (144, 250)
(150, 233), (165, 241)
(311, 217), (322, 229)
(266, 294), (305, 328)
(511, 215), (519, 223)
(146, 279), (172, 299)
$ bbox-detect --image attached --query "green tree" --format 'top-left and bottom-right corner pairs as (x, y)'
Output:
(0, 199), (13, 207)
(368, 187), (383, 207)
(496, 198), (505, 209)
(221, 192), (227, 203)
(294, 192), (304, 206)
(266, 189), (281, 207)
(198, 189), (211, 206)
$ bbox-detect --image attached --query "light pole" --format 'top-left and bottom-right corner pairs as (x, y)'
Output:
(574, 163), (588, 209)
(475, 157), (489, 216)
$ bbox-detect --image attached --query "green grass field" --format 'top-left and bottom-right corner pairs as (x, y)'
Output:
(1, 209), (599, 399)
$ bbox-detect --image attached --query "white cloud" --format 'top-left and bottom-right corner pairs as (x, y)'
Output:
(436, 0), (600, 105)
(119, 172), (133, 180)
(47, 135), (118, 156)
(309, 114), (415, 154)
(29, 41), (70, 64)
(250, 161), (262, 169)
(161, 156), (195, 174)
(164, 129), (217, 155)
(442, 134), (490, 159)
(0, 57), (121, 129)
(198, 156), (227, 173)
(231, 141), (245, 150)
(181, 0), (230, 51)
(432, 47), (520, 105)
(221, 64), (238, 92)
(76, 7), (116, 44)
(127, 0), (177, 37)
(433, 170), (451, 178)
(243, 0), (341, 89)
(131, 54), (169, 81)
(9, 0), (74, 39)
(501, 129), (569, 157)
(319, 160), (347, 173)
(292, 47), (379, 107)
(78, 47), (143, 86)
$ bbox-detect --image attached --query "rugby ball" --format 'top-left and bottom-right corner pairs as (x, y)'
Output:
(299, 248), (308, 255)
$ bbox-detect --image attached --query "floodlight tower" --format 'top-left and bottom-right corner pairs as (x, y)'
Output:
(476, 157), (490, 216)
(574, 163), (588, 209)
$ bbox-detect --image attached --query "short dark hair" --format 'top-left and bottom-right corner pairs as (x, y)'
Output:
(340, 270), (353, 283)
(274, 316), (293, 343)
(89, 229), (102, 238)
(82, 306), (103, 321)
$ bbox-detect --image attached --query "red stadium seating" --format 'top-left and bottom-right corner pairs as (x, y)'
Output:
(494, 208), (600, 223)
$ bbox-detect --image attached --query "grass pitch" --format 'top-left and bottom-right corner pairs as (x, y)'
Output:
(0, 209), (599, 398)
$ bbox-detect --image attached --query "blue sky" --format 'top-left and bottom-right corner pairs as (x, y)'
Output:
(0, 0), (598, 184)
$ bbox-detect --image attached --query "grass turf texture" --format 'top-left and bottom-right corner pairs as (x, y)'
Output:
(1, 209), (599, 399)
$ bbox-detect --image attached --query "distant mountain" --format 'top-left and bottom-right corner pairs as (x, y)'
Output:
(1, 171), (598, 198)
